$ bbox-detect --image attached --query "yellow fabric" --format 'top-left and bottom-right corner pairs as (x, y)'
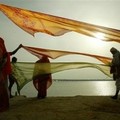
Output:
(12, 62), (112, 91)
(0, 4), (120, 42)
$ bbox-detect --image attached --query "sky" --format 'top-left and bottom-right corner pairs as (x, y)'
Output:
(0, 0), (120, 79)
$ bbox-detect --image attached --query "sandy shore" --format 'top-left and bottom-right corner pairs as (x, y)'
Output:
(0, 95), (120, 120)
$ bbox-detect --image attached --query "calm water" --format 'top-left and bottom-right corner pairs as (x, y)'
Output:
(14, 79), (116, 97)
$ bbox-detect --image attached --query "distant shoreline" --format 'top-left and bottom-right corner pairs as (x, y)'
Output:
(53, 79), (113, 81)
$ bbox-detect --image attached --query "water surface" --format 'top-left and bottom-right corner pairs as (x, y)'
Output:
(17, 79), (116, 97)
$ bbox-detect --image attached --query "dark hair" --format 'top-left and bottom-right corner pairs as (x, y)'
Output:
(12, 57), (17, 62)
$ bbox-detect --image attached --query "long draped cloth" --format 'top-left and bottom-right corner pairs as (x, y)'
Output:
(0, 38), (11, 112)
(1, 4), (120, 43)
(32, 56), (52, 98)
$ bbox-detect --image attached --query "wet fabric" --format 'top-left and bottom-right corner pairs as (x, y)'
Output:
(1, 4), (120, 43)
(11, 62), (112, 92)
(22, 45), (112, 65)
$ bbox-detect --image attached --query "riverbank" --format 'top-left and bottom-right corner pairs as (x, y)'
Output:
(0, 95), (120, 120)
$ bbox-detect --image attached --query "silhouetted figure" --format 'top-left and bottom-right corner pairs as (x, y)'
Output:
(32, 55), (52, 99)
(9, 57), (20, 98)
(0, 37), (11, 112)
(8, 44), (22, 98)
(110, 47), (120, 99)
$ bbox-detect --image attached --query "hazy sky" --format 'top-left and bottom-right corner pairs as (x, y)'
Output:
(0, 0), (120, 79)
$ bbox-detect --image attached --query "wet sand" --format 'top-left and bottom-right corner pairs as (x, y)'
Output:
(0, 95), (120, 120)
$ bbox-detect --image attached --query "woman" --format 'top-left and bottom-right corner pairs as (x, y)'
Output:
(32, 55), (52, 99)
(0, 37), (11, 112)
(110, 47), (120, 99)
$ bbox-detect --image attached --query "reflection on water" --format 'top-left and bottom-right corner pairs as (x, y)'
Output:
(18, 79), (116, 97)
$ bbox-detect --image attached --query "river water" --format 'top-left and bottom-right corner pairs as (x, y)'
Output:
(16, 79), (116, 97)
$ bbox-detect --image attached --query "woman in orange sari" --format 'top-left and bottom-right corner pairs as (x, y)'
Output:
(32, 55), (52, 99)
(0, 37), (11, 112)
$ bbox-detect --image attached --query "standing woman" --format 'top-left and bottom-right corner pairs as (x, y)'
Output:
(0, 37), (11, 112)
(110, 47), (120, 99)
(32, 55), (52, 99)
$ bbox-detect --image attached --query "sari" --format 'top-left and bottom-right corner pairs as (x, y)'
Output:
(33, 56), (52, 98)
(0, 37), (11, 112)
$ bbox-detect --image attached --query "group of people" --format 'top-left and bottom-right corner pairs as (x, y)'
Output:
(0, 36), (120, 112)
(0, 37), (52, 112)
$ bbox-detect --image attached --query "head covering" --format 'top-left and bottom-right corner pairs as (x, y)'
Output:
(0, 37), (11, 75)
(110, 47), (118, 54)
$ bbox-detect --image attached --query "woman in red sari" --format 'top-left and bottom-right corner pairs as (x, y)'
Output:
(0, 37), (11, 112)
(32, 55), (52, 99)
